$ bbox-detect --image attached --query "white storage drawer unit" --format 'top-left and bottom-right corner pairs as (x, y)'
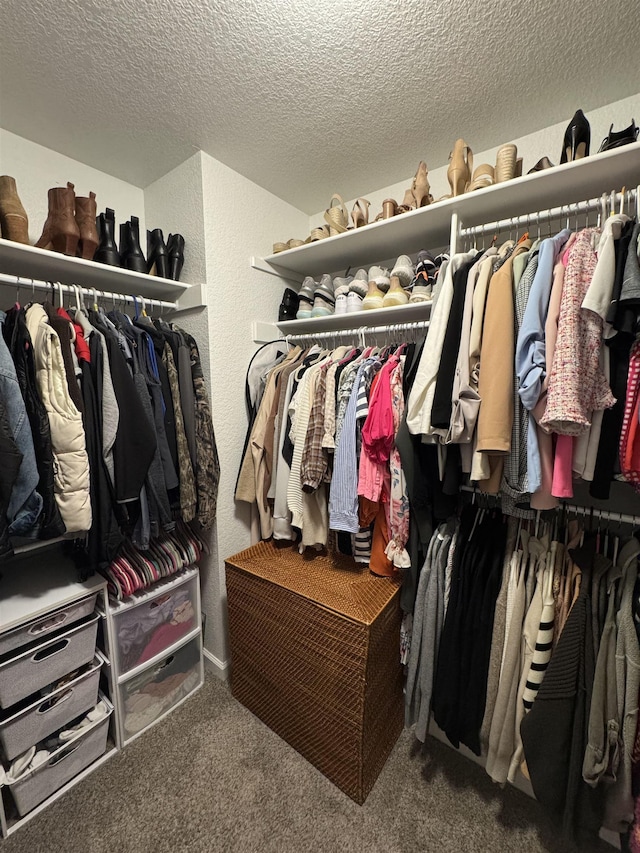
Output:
(6, 696), (113, 817)
(119, 636), (202, 741)
(112, 569), (199, 675)
(0, 616), (99, 709)
(0, 594), (98, 659)
(0, 656), (103, 761)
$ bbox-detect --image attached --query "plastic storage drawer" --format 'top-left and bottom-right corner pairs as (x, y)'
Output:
(0, 656), (103, 761)
(0, 594), (97, 659)
(119, 636), (202, 740)
(7, 696), (113, 817)
(0, 615), (99, 709)
(113, 570), (198, 675)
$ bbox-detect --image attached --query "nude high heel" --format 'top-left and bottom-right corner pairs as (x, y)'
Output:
(495, 144), (518, 183)
(412, 161), (433, 208)
(323, 194), (349, 236)
(351, 198), (371, 228)
(396, 188), (416, 215)
(447, 140), (473, 197)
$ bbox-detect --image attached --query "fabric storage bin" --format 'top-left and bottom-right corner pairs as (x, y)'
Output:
(0, 615), (99, 709)
(112, 569), (198, 676)
(225, 541), (404, 804)
(118, 636), (202, 740)
(6, 696), (113, 817)
(0, 594), (97, 659)
(0, 656), (103, 761)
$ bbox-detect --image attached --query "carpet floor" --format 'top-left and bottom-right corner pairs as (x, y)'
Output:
(1, 674), (614, 853)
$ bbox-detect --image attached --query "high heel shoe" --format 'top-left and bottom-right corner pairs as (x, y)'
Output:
(495, 144), (518, 183)
(467, 164), (495, 192)
(396, 188), (416, 215)
(560, 109), (590, 163)
(598, 119), (639, 152)
(119, 217), (146, 273)
(323, 194), (349, 236)
(0, 176), (29, 244)
(74, 191), (98, 260)
(447, 140), (473, 197)
(147, 228), (169, 278)
(412, 161), (432, 208)
(527, 156), (555, 174)
(351, 198), (371, 228)
(35, 182), (80, 256)
(94, 208), (120, 267)
(167, 233), (185, 281)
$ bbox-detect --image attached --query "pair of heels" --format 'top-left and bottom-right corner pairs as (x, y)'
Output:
(35, 182), (99, 259)
(460, 142), (523, 195)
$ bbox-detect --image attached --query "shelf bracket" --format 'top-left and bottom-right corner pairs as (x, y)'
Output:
(172, 283), (207, 313)
(252, 321), (279, 343)
(250, 256), (305, 285)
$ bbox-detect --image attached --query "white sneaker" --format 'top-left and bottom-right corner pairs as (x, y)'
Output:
(346, 292), (363, 312)
(335, 293), (348, 314)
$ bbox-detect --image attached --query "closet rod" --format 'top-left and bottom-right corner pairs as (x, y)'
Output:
(460, 186), (638, 238)
(0, 273), (176, 311)
(285, 321), (430, 344)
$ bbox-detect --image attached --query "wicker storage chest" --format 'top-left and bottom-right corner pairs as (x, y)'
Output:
(225, 541), (403, 804)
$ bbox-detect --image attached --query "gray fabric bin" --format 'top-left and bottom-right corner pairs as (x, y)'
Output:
(0, 594), (98, 658)
(0, 616), (99, 709)
(7, 697), (112, 817)
(0, 656), (103, 760)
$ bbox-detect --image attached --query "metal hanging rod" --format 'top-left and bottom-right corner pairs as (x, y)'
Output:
(460, 186), (639, 239)
(0, 272), (176, 311)
(285, 320), (429, 344)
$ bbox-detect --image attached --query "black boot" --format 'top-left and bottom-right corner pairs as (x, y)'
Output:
(94, 208), (120, 267)
(120, 216), (147, 273)
(278, 288), (299, 321)
(167, 233), (185, 281)
(147, 228), (169, 278)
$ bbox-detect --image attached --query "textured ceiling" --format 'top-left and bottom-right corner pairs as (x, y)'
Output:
(1, 0), (639, 214)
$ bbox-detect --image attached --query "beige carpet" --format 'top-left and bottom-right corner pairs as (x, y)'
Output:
(2, 674), (613, 853)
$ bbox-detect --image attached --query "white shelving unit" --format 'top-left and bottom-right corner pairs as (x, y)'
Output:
(251, 142), (640, 281)
(0, 237), (206, 311)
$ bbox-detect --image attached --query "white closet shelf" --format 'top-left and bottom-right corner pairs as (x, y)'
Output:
(276, 302), (431, 334)
(0, 237), (202, 305)
(254, 142), (640, 279)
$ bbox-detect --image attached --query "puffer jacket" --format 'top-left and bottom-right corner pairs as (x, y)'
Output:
(25, 304), (91, 534)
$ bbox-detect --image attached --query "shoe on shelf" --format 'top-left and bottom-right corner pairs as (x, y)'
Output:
(147, 229), (169, 278)
(287, 238), (305, 249)
(333, 276), (352, 314)
(119, 217), (147, 273)
(311, 275), (335, 317)
(310, 224), (330, 242)
(362, 266), (390, 310)
(409, 251), (436, 303)
(598, 119), (639, 152)
(383, 257), (413, 308)
(495, 144), (518, 183)
(448, 140), (473, 197)
(167, 233), (185, 281)
(323, 194), (349, 236)
(35, 182), (80, 256)
(560, 109), (590, 163)
(74, 191), (98, 260)
(412, 162), (433, 208)
(94, 208), (120, 267)
(0, 176), (29, 244)
(296, 277), (316, 318)
(272, 241), (287, 253)
(527, 156), (555, 174)
(351, 198), (371, 229)
(396, 188), (416, 215)
(279, 288), (299, 322)
(346, 269), (368, 312)
(468, 164), (495, 192)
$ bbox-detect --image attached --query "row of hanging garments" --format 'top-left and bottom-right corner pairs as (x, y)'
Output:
(235, 295), (453, 588)
(406, 502), (640, 847)
(405, 196), (640, 514)
(0, 282), (219, 575)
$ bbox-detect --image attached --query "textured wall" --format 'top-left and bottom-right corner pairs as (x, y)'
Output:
(0, 129), (146, 245)
(309, 93), (640, 242)
(200, 151), (308, 668)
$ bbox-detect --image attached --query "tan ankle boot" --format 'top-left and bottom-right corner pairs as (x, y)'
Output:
(0, 176), (29, 244)
(36, 182), (80, 255)
(74, 191), (98, 260)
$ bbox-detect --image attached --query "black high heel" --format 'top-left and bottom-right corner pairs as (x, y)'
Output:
(167, 233), (185, 281)
(146, 228), (169, 278)
(598, 120), (639, 153)
(560, 109), (590, 164)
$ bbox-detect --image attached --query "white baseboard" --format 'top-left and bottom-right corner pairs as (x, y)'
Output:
(203, 648), (230, 681)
